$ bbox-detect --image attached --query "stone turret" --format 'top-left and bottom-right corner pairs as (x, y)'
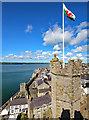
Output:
(50, 54), (62, 74)
(20, 83), (26, 93)
(50, 54), (82, 118)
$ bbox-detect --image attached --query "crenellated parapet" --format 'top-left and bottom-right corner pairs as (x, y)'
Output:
(50, 54), (82, 75)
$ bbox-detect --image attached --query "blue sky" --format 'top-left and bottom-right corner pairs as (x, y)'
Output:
(1, 2), (88, 63)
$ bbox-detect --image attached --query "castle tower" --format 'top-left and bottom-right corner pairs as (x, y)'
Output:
(50, 54), (82, 118)
(87, 94), (89, 120)
(20, 83), (26, 93)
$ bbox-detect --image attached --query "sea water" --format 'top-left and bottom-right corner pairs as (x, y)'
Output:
(1, 64), (49, 105)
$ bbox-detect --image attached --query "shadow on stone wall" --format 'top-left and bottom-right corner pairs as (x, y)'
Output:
(74, 110), (83, 120)
(59, 109), (88, 120)
(60, 109), (70, 120)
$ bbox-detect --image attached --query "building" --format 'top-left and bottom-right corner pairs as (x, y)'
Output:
(9, 98), (28, 118)
(33, 75), (51, 97)
(81, 74), (89, 95)
(50, 54), (82, 118)
(2, 54), (89, 119)
(30, 93), (51, 118)
(87, 94), (89, 119)
(46, 73), (51, 85)
(37, 78), (50, 97)
(81, 74), (89, 119)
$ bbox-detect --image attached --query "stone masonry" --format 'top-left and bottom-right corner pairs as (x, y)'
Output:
(20, 83), (26, 93)
(50, 54), (82, 118)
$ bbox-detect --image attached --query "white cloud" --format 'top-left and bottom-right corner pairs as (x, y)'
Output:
(19, 55), (24, 59)
(2, 50), (52, 61)
(71, 46), (82, 53)
(71, 56), (77, 60)
(25, 51), (29, 53)
(35, 50), (42, 53)
(42, 52), (48, 55)
(25, 51), (32, 56)
(71, 45), (89, 53)
(43, 24), (73, 46)
(88, 22), (89, 27)
(25, 56), (32, 59)
(66, 52), (73, 57)
(85, 54), (89, 58)
(53, 44), (61, 51)
(70, 29), (87, 45)
(42, 22), (88, 48)
(60, 54), (63, 57)
(76, 53), (82, 57)
(34, 50), (43, 57)
(87, 29), (89, 37)
(86, 58), (89, 60)
(8, 54), (13, 56)
(34, 55), (50, 60)
(1, 50), (52, 61)
(13, 55), (18, 58)
(65, 25), (73, 33)
(42, 51), (52, 56)
(25, 24), (33, 33)
(61, 56), (68, 60)
(52, 51), (61, 55)
(5, 56), (8, 58)
(0, 57), (4, 61)
(76, 21), (87, 33)
(80, 57), (84, 60)
(33, 50), (52, 60)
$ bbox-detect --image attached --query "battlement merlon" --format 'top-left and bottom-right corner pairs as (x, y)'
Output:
(50, 54), (83, 76)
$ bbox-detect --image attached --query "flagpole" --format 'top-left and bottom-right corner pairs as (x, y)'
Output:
(63, 2), (65, 68)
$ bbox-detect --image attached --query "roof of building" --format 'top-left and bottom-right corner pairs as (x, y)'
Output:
(36, 78), (49, 87)
(10, 98), (28, 106)
(85, 75), (89, 80)
(81, 74), (89, 80)
(37, 79), (44, 86)
(30, 93), (51, 109)
(48, 76), (51, 81)
(81, 74), (85, 79)
(83, 87), (89, 94)
(1, 109), (8, 115)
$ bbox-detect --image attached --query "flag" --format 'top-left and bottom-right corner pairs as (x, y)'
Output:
(63, 3), (75, 21)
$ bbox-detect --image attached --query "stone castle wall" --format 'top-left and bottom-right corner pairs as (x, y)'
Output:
(50, 54), (82, 118)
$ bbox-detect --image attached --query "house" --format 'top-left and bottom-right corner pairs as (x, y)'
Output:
(45, 73), (51, 85)
(81, 74), (85, 85)
(81, 74), (89, 95)
(30, 93), (51, 118)
(9, 98), (28, 118)
(33, 77), (50, 97)
(0, 109), (8, 116)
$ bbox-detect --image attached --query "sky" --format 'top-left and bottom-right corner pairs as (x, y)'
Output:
(1, 2), (89, 63)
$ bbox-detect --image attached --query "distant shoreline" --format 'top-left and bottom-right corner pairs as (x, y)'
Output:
(0, 62), (87, 65)
(0, 62), (50, 65)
